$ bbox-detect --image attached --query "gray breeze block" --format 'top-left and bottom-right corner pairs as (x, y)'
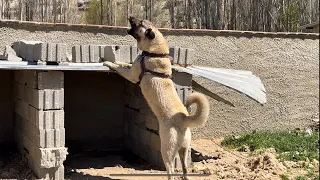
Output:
(169, 47), (195, 66)
(13, 41), (67, 62)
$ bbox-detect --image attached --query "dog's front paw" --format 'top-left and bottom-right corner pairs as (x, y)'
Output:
(103, 61), (117, 70)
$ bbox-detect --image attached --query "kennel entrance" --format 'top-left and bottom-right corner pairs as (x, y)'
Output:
(6, 68), (193, 179)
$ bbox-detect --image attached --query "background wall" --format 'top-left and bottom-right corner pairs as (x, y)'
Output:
(0, 21), (318, 140)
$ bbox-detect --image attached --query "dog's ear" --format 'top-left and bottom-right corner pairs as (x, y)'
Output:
(145, 28), (155, 40)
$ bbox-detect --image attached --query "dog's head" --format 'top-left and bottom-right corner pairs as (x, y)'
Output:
(127, 16), (168, 54)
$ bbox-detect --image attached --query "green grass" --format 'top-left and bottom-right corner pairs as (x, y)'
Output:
(221, 130), (319, 162)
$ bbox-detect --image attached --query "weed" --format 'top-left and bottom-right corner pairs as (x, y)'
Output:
(221, 130), (319, 162)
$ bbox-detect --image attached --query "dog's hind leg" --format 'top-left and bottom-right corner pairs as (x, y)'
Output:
(178, 147), (191, 180)
(161, 145), (177, 180)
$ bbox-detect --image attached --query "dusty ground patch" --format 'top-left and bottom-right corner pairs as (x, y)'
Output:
(0, 139), (318, 180)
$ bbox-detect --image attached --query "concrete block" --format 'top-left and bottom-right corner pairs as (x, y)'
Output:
(72, 45), (105, 63)
(20, 127), (68, 168)
(186, 48), (195, 65)
(14, 82), (25, 100)
(89, 45), (100, 63)
(47, 43), (67, 62)
(150, 132), (161, 151)
(139, 128), (151, 145)
(157, 151), (165, 168)
(72, 45), (81, 63)
(145, 115), (159, 132)
(12, 41), (20, 56)
(37, 71), (64, 90)
(14, 70), (64, 90)
(25, 87), (64, 110)
(124, 135), (134, 151)
(130, 46), (139, 63)
(15, 98), (29, 119)
(19, 40), (27, 60)
(172, 71), (193, 87)
(103, 45), (131, 63)
(150, 148), (158, 165)
(129, 124), (140, 141)
(98, 45), (106, 60)
(140, 101), (151, 115)
(16, 114), (65, 148)
(120, 45), (131, 63)
(4, 45), (22, 61)
(140, 144), (152, 161)
(132, 111), (146, 126)
(123, 107), (132, 122)
(132, 140), (140, 156)
(14, 70), (37, 88)
(33, 42), (48, 61)
(169, 47), (195, 66)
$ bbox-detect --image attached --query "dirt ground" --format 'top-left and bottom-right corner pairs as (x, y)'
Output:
(0, 139), (318, 180)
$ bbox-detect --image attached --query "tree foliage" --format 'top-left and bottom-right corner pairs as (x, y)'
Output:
(0, 0), (319, 32)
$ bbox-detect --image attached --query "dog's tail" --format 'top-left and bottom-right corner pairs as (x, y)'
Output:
(183, 92), (210, 128)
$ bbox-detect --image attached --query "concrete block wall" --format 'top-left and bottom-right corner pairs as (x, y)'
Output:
(123, 71), (193, 170)
(13, 70), (67, 180)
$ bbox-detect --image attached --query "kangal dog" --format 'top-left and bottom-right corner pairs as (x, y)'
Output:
(103, 17), (210, 180)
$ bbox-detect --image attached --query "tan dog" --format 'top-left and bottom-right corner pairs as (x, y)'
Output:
(103, 17), (210, 180)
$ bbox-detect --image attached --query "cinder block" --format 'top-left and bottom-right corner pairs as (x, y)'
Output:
(157, 151), (165, 168)
(33, 42), (48, 61)
(15, 98), (29, 119)
(4, 45), (22, 61)
(120, 45), (131, 63)
(16, 114), (65, 148)
(123, 107), (132, 122)
(72, 45), (105, 63)
(25, 87), (64, 110)
(172, 71), (192, 87)
(103, 45), (131, 63)
(89, 45), (100, 63)
(72, 45), (81, 63)
(37, 71), (64, 90)
(145, 115), (159, 132)
(185, 48), (195, 65)
(14, 70), (64, 90)
(14, 82), (25, 100)
(124, 135), (134, 151)
(150, 132), (161, 151)
(98, 45), (106, 60)
(132, 111), (146, 126)
(140, 144), (152, 161)
(130, 46), (139, 63)
(132, 140), (140, 156)
(19, 40), (27, 60)
(12, 41), (20, 56)
(20, 127), (68, 168)
(80, 45), (89, 63)
(129, 124), (140, 141)
(47, 43), (67, 62)
(150, 148), (158, 165)
(139, 128), (151, 145)
(140, 101), (151, 115)
(169, 47), (195, 66)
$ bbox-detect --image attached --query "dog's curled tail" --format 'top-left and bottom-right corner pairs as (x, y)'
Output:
(183, 92), (210, 128)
